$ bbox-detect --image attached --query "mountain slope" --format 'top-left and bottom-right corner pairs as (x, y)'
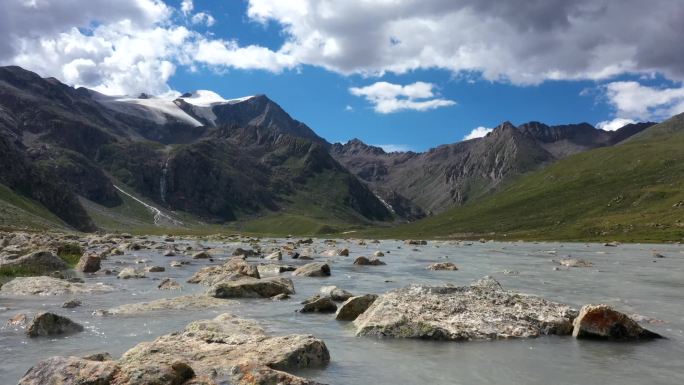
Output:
(331, 121), (652, 218)
(373, 114), (684, 242)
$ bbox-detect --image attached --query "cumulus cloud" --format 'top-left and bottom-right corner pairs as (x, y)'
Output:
(191, 12), (215, 27)
(180, 0), (193, 15)
(349, 81), (455, 113)
(463, 126), (493, 140)
(602, 81), (684, 121)
(596, 118), (637, 131)
(246, 0), (684, 84)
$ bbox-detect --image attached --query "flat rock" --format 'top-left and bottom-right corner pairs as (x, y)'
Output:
(320, 285), (353, 301)
(427, 262), (458, 271)
(118, 267), (145, 279)
(26, 312), (84, 337)
(188, 259), (260, 285)
(208, 276), (295, 298)
(257, 264), (297, 276)
(104, 295), (233, 315)
(0, 276), (113, 296)
(335, 294), (378, 321)
(572, 304), (662, 340)
(556, 257), (593, 267)
(354, 277), (576, 340)
(292, 262), (331, 277)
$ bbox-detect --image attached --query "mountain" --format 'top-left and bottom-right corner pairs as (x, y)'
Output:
(331, 120), (653, 218)
(0, 65), (391, 233)
(371, 113), (684, 242)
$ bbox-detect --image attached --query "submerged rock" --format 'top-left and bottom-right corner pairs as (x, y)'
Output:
(157, 278), (182, 290)
(556, 257), (593, 267)
(320, 285), (353, 301)
(118, 267), (145, 279)
(26, 312), (84, 337)
(0, 276), (113, 296)
(335, 294), (378, 321)
(257, 264), (297, 276)
(572, 304), (662, 340)
(354, 277), (576, 340)
(104, 295), (233, 315)
(191, 250), (212, 259)
(61, 299), (82, 308)
(353, 256), (386, 266)
(426, 262), (458, 271)
(300, 295), (338, 313)
(292, 262), (331, 277)
(188, 259), (260, 286)
(208, 276), (295, 298)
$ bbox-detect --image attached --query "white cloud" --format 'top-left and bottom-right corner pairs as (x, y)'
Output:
(344, 105), (353, 112)
(350, 81), (455, 113)
(463, 126), (493, 140)
(374, 144), (412, 153)
(602, 81), (684, 121)
(194, 39), (296, 72)
(246, 0), (684, 84)
(596, 118), (637, 131)
(180, 0), (193, 15)
(191, 12), (215, 27)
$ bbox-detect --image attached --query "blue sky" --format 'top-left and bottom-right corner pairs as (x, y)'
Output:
(3, 0), (683, 152)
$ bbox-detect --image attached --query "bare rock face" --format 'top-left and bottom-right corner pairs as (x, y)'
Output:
(292, 262), (331, 277)
(354, 277), (577, 340)
(208, 276), (295, 298)
(0, 276), (113, 296)
(335, 294), (378, 321)
(26, 312), (84, 337)
(426, 262), (458, 271)
(0, 250), (67, 272)
(572, 304), (663, 340)
(188, 259), (260, 286)
(76, 254), (101, 273)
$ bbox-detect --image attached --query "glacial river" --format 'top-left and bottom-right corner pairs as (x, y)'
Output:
(1, 239), (683, 384)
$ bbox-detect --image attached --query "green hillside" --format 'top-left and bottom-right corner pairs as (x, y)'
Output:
(370, 114), (684, 242)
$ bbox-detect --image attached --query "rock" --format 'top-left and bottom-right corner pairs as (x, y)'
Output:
(353, 256), (386, 266)
(232, 247), (258, 258)
(335, 294), (378, 321)
(76, 254), (101, 273)
(18, 356), (119, 385)
(426, 262), (458, 271)
(170, 260), (183, 268)
(292, 262), (331, 277)
(163, 249), (176, 257)
(354, 277), (576, 340)
(188, 259), (260, 285)
(298, 255), (314, 260)
(338, 248), (350, 256)
(208, 276), (295, 298)
(604, 242), (620, 247)
(145, 265), (165, 273)
(6, 313), (28, 327)
(652, 252), (666, 258)
(104, 295), (232, 315)
(115, 313), (329, 384)
(192, 251), (212, 259)
(556, 257), (593, 267)
(320, 285), (353, 301)
(265, 251), (282, 260)
(0, 276), (113, 296)
(373, 251), (384, 257)
(272, 293), (290, 301)
(257, 264), (297, 276)
(0, 250), (67, 273)
(83, 352), (114, 361)
(62, 299), (82, 308)
(158, 278), (182, 290)
(26, 312), (84, 337)
(300, 296), (337, 313)
(405, 240), (427, 245)
(572, 304), (662, 340)
(118, 267), (145, 279)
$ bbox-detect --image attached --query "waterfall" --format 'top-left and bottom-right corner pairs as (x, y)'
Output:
(160, 158), (169, 204)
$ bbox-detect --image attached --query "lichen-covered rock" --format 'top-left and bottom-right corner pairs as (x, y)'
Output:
(26, 312), (84, 337)
(556, 257), (593, 267)
(104, 295), (233, 315)
(192, 250), (212, 259)
(0, 276), (113, 296)
(335, 294), (378, 321)
(208, 276), (295, 298)
(76, 254), (101, 273)
(188, 259), (260, 285)
(353, 256), (386, 266)
(158, 278), (182, 290)
(118, 267), (145, 279)
(320, 285), (353, 301)
(18, 356), (119, 385)
(265, 251), (282, 260)
(232, 247), (258, 258)
(426, 262), (458, 271)
(145, 265), (165, 273)
(292, 262), (331, 277)
(354, 277), (576, 340)
(300, 296), (337, 313)
(572, 304), (663, 340)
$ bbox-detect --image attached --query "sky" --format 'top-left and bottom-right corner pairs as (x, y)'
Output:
(1, 0), (684, 151)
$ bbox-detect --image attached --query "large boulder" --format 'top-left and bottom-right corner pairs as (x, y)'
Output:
(102, 295), (233, 316)
(188, 259), (260, 285)
(320, 285), (353, 301)
(208, 276), (295, 298)
(0, 276), (113, 296)
(26, 312), (84, 337)
(335, 294), (378, 321)
(354, 277), (576, 340)
(76, 254), (101, 273)
(0, 250), (67, 273)
(572, 304), (662, 340)
(292, 262), (330, 277)
(18, 356), (119, 385)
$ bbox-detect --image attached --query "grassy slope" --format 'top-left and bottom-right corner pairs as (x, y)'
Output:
(0, 182), (69, 231)
(368, 116), (684, 242)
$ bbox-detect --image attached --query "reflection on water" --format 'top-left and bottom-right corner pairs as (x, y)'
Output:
(1, 239), (683, 384)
